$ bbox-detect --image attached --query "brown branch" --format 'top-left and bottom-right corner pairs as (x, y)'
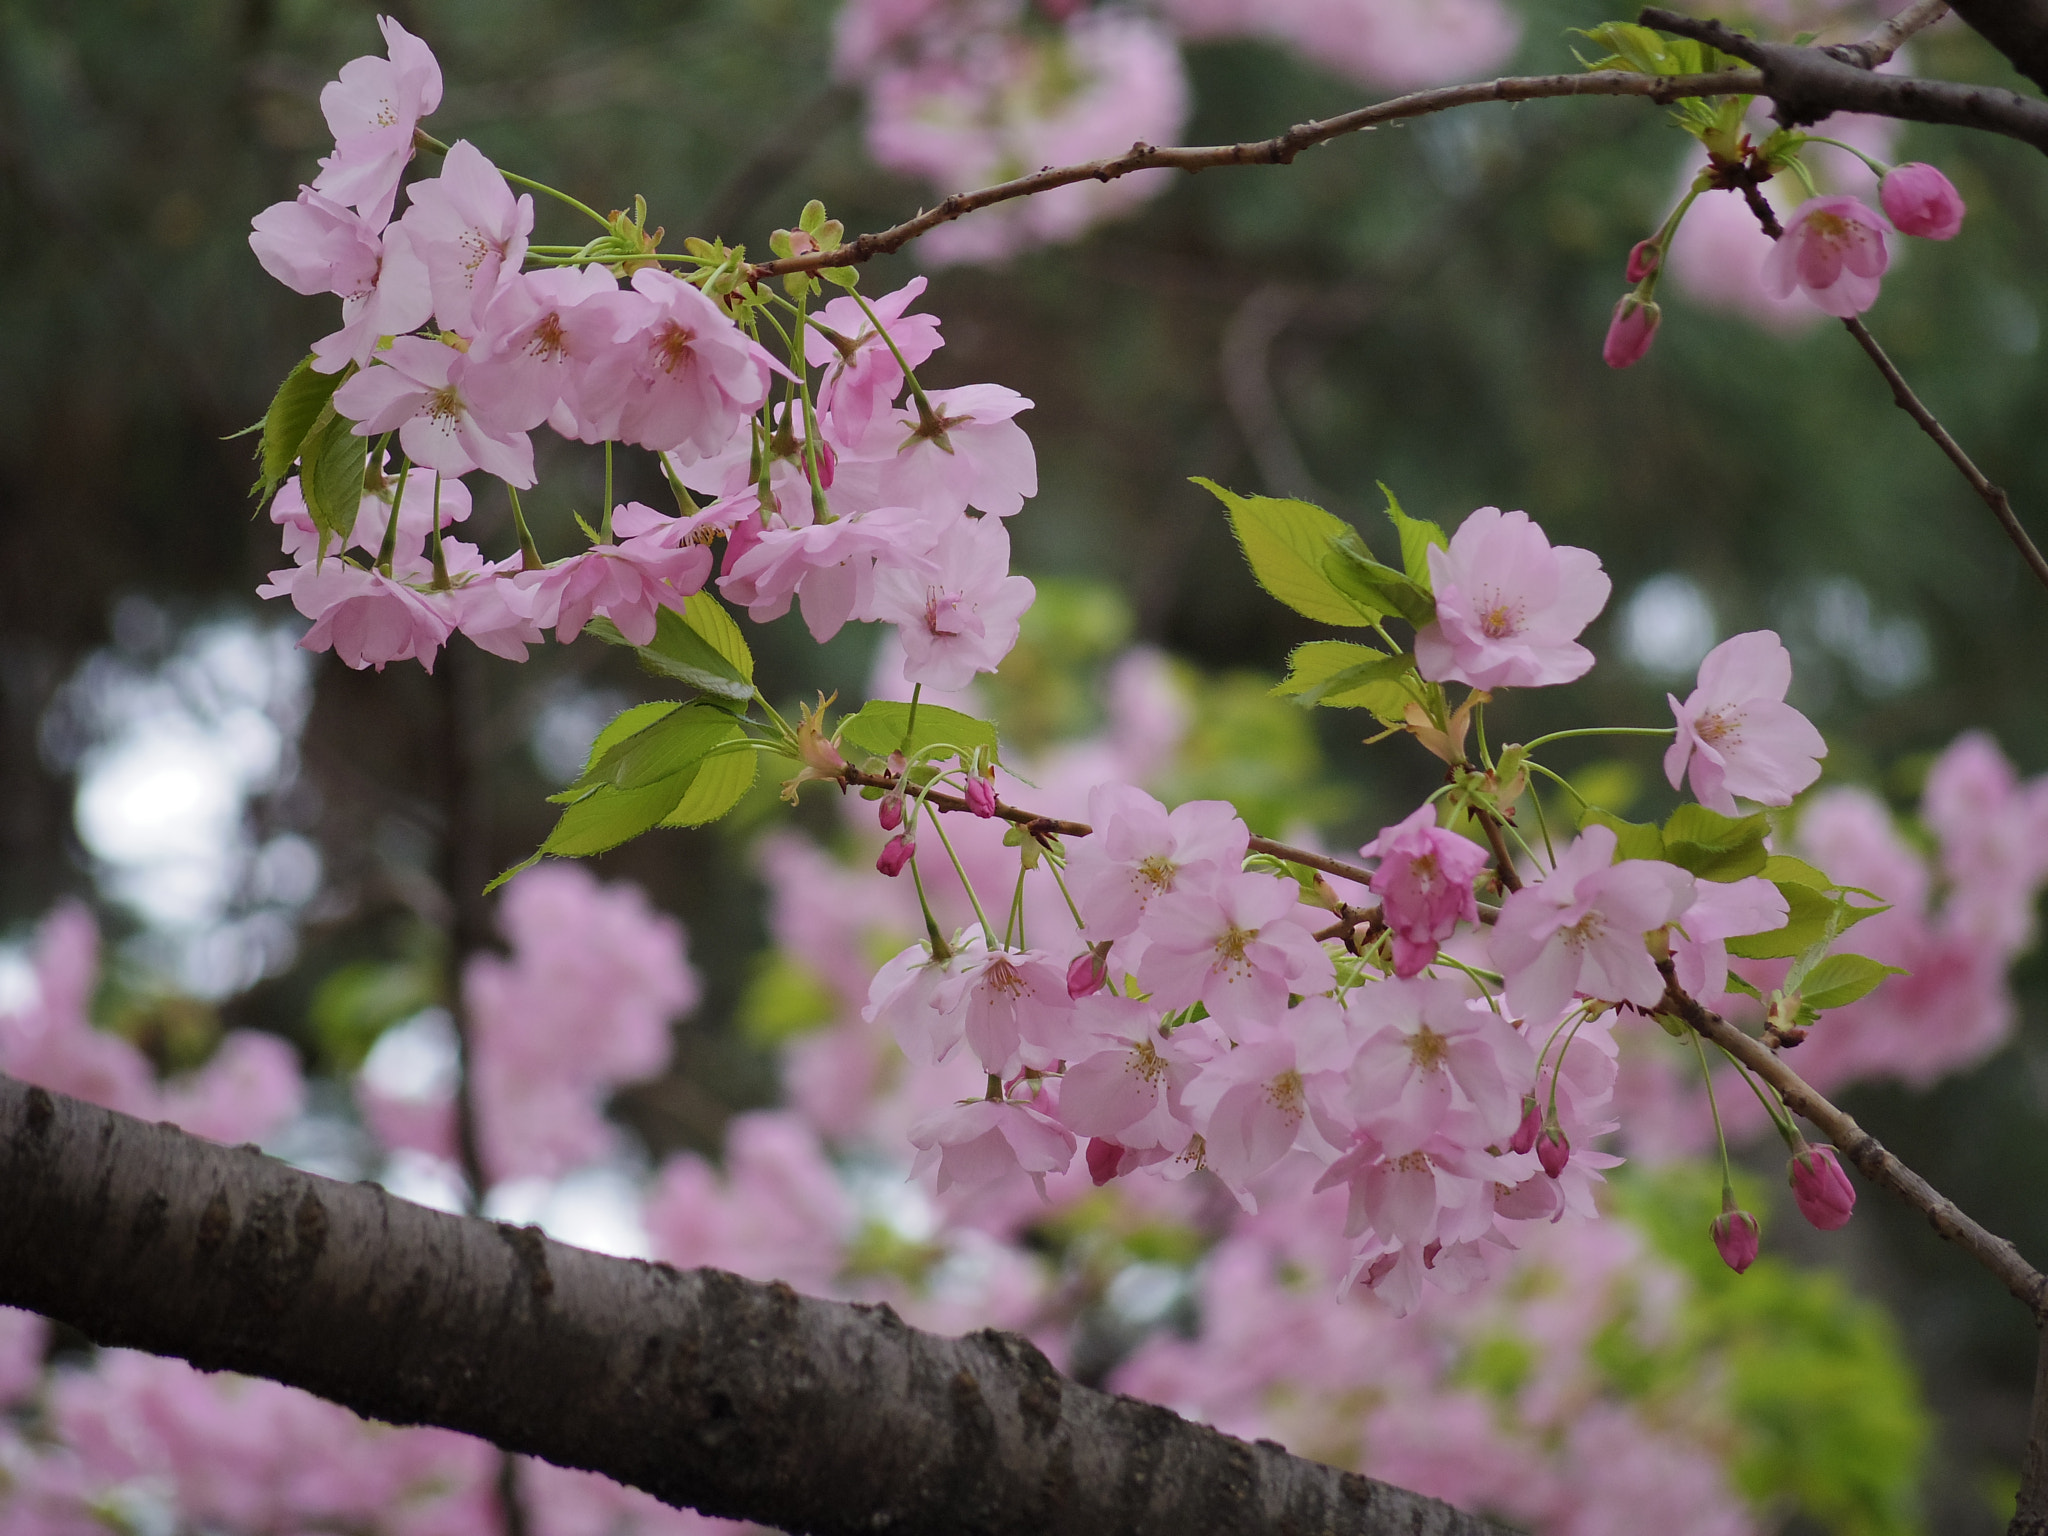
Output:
(0, 1075), (1512, 1536)
(2017, 1326), (2048, 1536)
(838, 766), (1381, 887)
(747, 69), (1764, 278)
(1942, 0), (2048, 97)
(1728, 170), (2048, 595)
(1639, 7), (2048, 145)
(1827, 0), (1950, 71)
(1655, 963), (2048, 1316)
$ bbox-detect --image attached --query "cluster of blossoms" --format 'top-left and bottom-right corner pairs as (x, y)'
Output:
(832, 0), (1516, 261)
(249, 21), (1036, 692)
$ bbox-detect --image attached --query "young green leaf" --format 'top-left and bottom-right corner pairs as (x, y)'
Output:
(541, 773), (701, 858)
(1578, 803), (1666, 864)
(1799, 952), (1905, 1012)
(1378, 483), (1446, 589)
(1321, 529), (1437, 628)
(254, 355), (347, 504)
(577, 700), (740, 794)
(661, 736), (759, 826)
(1191, 477), (1377, 628)
(586, 599), (754, 702)
(1660, 804), (1771, 882)
(1272, 640), (1413, 721)
(298, 407), (371, 549)
(840, 700), (998, 762)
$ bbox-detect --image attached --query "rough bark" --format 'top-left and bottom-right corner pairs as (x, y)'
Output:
(1945, 0), (2048, 96)
(0, 1075), (1513, 1536)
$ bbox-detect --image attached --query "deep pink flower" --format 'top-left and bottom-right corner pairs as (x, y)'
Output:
(332, 335), (536, 484)
(579, 268), (780, 458)
(1362, 805), (1489, 976)
(1762, 195), (1889, 318)
(1086, 1136), (1130, 1185)
(1065, 784), (1246, 942)
(310, 16), (444, 231)
(1065, 948), (1108, 999)
(868, 513), (1035, 691)
(876, 833), (916, 878)
(398, 139), (533, 336)
(878, 792), (904, 832)
(907, 1098), (1076, 1198)
(1789, 1142), (1856, 1230)
(1712, 1204), (1760, 1274)
(463, 265), (629, 434)
(964, 774), (997, 818)
(1625, 238), (1660, 283)
(1665, 629), (1826, 815)
(1880, 162), (1965, 240)
(1490, 824), (1695, 1025)
(1508, 1096), (1540, 1154)
(1415, 507), (1611, 691)
(1139, 870), (1335, 1030)
(1601, 296), (1659, 369)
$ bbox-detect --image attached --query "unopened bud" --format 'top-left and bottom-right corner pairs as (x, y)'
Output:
(1067, 946), (1109, 1000)
(1788, 1140), (1856, 1231)
(879, 794), (904, 832)
(1711, 1196), (1761, 1275)
(1509, 1097), (1541, 1156)
(876, 834), (915, 878)
(1536, 1122), (1571, 1179)
(1626, 238), (1661, 283)
(965, 775), (997, 818)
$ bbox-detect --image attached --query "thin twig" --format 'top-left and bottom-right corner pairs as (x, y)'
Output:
(1828, 0), (1951, 70)
(1657, 961), (2048, 1316)
(1731, 180), (2048, 594)
(747, 69), (1762, 278)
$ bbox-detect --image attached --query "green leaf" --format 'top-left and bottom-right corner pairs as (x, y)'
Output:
(1322, 529), (1437, 628)
(1761, 854), (1831, 888)
(1191, 477), (1376, 628)
(577, 700), (739, 793)
(661, 736), (757, 826)
(576, 702), (680, 780)
(840, 700), (999, 762)
(1272, 640), (1412, 721)
(254, 355), (346, 504)
(1660, 804), (1770, 882)
(1728, 880), (1836, 959)
(299, 407), (370, 549)
(1578, 803), (1665, 863)
(1799, 953), (1905, 1012)
(1378, 483), (1446, 588)
(587, 598), (754, 702)
(542, 775), (698, 858)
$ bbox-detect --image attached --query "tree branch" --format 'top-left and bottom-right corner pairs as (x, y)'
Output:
(0, 1075), (1511, 1536)
(1639, 7), (2048, 145)
(1654, 965), (2048, 1316)
(1827, 0), (1950, 72)
(1941, 0), (2048, 97)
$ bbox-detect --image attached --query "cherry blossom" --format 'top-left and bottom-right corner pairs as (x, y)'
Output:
(464, 265), (629, 434)
(1361, 805), (1488, 977)
(580, 267), (781, 458)
(1711, 1204), (1760, 1275)
(1665, 630), (1826, 815)
(1669, 876), (1789, 1001)
(863, 932), (984, 1065)
(718, 504), (940, 642)
(1139, 870), (1335, 1030)
(908, 1098), (1077, 1197)
(310, 16), (444, 230)
(1490, 825), (1695, 1025)
(805, 277), (944, 445)
(869, 512), (1036, 690)
(1880, 161), (1965, 240)
(267, 558), (458, 672)
(1065, 784), (1247, 942)
(857, 384), (1039, 517)
(1415, 508), (1611, 691)
(449, 563), (560, 661)
(331, 335), (537, 484)
(1761, 195), (1890, 318)
(932, 946), (1076, 1078)
(248, 192), (432, 373)
(398, 139), (534, 336)
(1331, 978), (1532, 1150)
(1602, 295), (1660, 369)
(541, 503), (715, 645)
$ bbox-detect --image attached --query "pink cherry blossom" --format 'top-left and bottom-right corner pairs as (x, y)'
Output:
(246, 195), (432, 374)
(869, 513), (1036, 691)
(450, 563), (560, 661)
(863, 932), (983, 1064)
(718, 504), (941, 643)
(1602, 296), (1659, 369)
(331, 335), (536, 484)
(1179, 1031), (1331, 1208)
(805, 277), (944, 445)
(580, 268), (780, 458)
(541, 503), (715, 645)
(1066, 784), (1248, 941)
(1361, 805), (1489, 977)
(268, 558), (457, 672)
(1415, 507), (1611, 691)
(463, 264), (629, 434)
(860, 383), (1039, 517)
(1788, 1142), (1856, 1230)
(1139, 870), (1335, 1030)
(1314, 1118), (1500, 1250)
(932, 946), (1077, 1078)
(1490, 825), (1695, 1025)
(398, 139), (534, 336)
(1670, 875), (1789, 1000)
(908, 1098), (1077, 1197)
(1055, 993), (1200, 1159)
(1664, 629), (1826, 814)
(1333, 978), (1533, 1150)
(1880, 161), (1965, 240)
(310, 17), (444, 230)
(1761, 195), (1890, 318)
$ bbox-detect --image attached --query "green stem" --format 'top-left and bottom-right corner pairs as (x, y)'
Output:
(414, 131), (612, 229)
(909, 855), (949, 956)
(506, 484), (545, 571)
(1691, 1027), (1738, 1193)
(1518, 725), (1674, 752)
(429, 474), (449, 590)
(1524, 759), (1590, 809)
(903, 684), (922, 750)
(1525, 776), (1557, 866)
(926, 810), (996, 949)
(1045, 854), (1087, 932)
(378, 457), (412, 577)
(601, 442), (614, 544)
(658, 453), (701, 516)
(1786, 134), (1890, 180)
(849, 290), (935, 418)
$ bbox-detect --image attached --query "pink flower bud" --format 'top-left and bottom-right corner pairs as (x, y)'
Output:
(964, 775), (997, 818)
(1602, 296), (1660, 370)
(1788, 1142), (1856, 1230)
(1067, 948), (1108, 1000)
(1711, 1208), (1760, 1274)
(878, 794), (903, 832)
(1509, 1097), (1541, 1156)
(1536, 1124), (1571, 1179)
(1086, 1137), (1126, 1186)
(876, 833), (915, 878)
(1626, 238), (1661, 283)
(1880, 162), (1965, 241)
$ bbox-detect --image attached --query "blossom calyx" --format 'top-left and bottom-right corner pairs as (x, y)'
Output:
(781, 693), (847, 804)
